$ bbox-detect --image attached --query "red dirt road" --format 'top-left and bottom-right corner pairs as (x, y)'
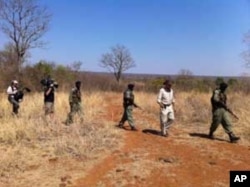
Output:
(73, 99), (250, 187)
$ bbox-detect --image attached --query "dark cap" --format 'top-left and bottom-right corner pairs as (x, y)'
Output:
(219, 82), (228, 90)
(163, 79), (171, 86)
(75, 81), (81, 87)
(128, 83), (134, 88)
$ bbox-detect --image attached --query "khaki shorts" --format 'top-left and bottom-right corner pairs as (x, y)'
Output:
(44, 102), (54, 115)
(160, 105), (175, 120)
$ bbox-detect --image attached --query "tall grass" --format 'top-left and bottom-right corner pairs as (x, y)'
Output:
(0, 91), (122, 187)
(134, 90), (250, 143)
(0, 90), (249, 186)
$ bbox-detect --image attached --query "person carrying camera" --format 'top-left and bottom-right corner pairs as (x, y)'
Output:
(7, 80), (20, 115)
(44, 79), (57, 118)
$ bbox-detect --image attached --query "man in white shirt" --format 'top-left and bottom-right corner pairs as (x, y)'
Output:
(7, 80), (20, 115)
(157, 80), (175, 137)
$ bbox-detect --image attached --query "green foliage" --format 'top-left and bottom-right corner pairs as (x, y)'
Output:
(195, 79), (213, 92)
(145, 77), (214, 93)
(54, 65), (75, 89)
(34, 61), (54, 77)
(215, 77), (225, 86)
(150, 77), (165, 88)
(228, 78), (238, 86)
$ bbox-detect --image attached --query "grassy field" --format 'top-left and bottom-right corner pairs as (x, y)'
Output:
(0, 90), (249, 186)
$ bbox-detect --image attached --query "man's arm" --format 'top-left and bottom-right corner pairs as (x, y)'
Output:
(213, 91), (227, 109)
(7, 86), (17, 95)
(157, 89), (165, 108)
(45, 87), (52, 96)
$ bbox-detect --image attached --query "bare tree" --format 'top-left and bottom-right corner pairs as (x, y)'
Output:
(178, 69), (193, 78)
(242, 31), (250, 68)
(100, 44), (135, 83)
(70, 60), (83, 72)
(0, 0), (51, 73)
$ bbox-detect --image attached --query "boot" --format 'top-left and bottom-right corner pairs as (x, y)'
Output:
(208, 131), (214, 139)
(228, 132), (240, 143)
(162, 131), (169, 137)
(117, 122), (124, 128)
(131, 126), (138, 131)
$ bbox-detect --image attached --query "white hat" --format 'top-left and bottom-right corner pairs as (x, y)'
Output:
(12, 80), (18, 84)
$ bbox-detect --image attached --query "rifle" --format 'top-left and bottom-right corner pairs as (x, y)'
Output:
(226, 108), (239, 120)
(134, 103), (143, 110)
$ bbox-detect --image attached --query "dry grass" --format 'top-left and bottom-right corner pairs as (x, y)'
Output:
(0, 90), (249, 187)
(135, 91), (250, 143)
(0, 91), (122, 187)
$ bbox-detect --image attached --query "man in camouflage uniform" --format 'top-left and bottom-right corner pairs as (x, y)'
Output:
(209, 82), (240, 143)
(65, 81), (83, 125)
(118, 83), (139, 131)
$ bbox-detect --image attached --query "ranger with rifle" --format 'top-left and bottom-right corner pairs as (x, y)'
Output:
(209, 82), (240, 143)
(118, 83), (139, 131)
(64, 81), (83, 125)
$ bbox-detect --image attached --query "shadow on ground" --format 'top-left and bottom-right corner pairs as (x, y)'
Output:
(142, 129), (162, 137)
(189, 133), (228, 142)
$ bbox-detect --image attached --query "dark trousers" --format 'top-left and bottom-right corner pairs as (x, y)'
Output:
(8, 96), (19, 114)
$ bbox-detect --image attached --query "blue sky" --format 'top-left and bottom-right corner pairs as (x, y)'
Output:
(1, 0), (250, 76)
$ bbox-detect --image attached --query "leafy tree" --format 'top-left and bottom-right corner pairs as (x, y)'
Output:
(100, 44), (135, 83)
(215, 77), (225, 86)
(228, 78), (238, 86)
(0, 43), (18, 71)
(34, 60), (54, 78)
(0, 0), (51, 73)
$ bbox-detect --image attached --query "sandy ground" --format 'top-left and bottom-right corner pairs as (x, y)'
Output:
(0, 93), (249, 187)
(73, 98), (250, 187)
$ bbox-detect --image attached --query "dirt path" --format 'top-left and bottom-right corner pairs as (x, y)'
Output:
(73, 98), (250, 187)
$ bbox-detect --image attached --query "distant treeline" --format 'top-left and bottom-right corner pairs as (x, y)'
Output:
(1, 61), (250, 94)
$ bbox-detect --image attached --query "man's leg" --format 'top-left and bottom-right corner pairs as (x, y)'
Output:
(165, 108), (175, 132)
(65, 103), (76, 125)
(209, 110), (222, 139)
(160, 112), (168, 136)
(77, 103), (84, 123)
(44, 102), (55, 123)
(127, 106), (137, 130)
(11, 99), (19, 115)
(118, 107), (127, 127)
(221, 112), (240, 143)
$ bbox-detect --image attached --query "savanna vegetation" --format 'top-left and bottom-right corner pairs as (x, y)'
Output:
(1, 40), (250, 186)
(0, 1), (250, 186)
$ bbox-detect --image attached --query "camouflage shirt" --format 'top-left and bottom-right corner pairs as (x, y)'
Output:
(123, 89), (134, 107)
(69, 87), (81, 103)
(211, 88), (227, 111)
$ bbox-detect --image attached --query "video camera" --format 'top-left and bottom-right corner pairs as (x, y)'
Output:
(40, 78), (59, 89)
(14, 87), (31, 102)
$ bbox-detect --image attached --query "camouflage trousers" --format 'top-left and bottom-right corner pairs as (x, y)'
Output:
(65, 102), (83, 125)
(210, 108), (232, 134)
(119, 106), (135, 128)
